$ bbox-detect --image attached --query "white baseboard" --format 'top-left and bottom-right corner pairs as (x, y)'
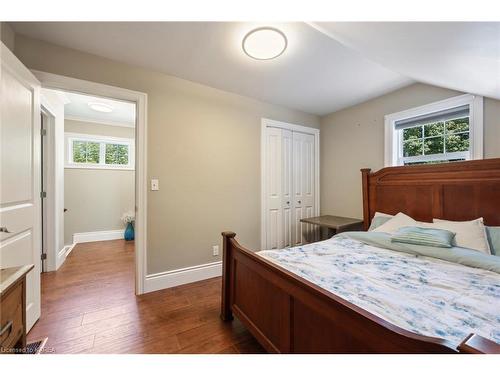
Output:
(64, 243), (76, 256)
(144, 261), (222, 293)
(55, 243), (76, 269)
(73, 229), (123, 244)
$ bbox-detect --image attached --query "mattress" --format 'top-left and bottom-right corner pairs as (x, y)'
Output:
(257, 235), (500, 346)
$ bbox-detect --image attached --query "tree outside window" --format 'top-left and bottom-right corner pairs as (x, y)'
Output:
(67, 134), (134, 169)
(402, 117), (470, 165)
(72, 140), (100, 164)
(105, 144), (129, 165)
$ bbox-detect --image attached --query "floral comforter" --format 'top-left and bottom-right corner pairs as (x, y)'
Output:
(257, 236), (500, 346)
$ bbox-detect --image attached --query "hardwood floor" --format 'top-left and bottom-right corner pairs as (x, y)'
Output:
(27, 240), (264, 354)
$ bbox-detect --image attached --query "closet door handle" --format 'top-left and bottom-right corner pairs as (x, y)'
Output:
(297, 200), (302, 204)
(286, 201), (290, 205)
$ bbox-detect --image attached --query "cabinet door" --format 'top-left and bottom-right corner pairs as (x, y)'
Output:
(292, 132), (315, 245)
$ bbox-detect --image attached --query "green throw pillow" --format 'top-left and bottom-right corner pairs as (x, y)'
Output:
(368, 215), (392, 231)
(486, 226), (500, 256)
(391, 226), (456, 248)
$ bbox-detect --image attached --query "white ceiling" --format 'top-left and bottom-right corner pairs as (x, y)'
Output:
(311, 22), (500, 101)
(59, 90), (136, 127)
(11, 22), (413, 116)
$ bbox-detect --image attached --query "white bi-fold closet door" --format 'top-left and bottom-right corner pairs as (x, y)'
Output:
(262, 119), (319, 250)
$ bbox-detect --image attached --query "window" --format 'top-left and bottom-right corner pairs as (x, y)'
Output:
(65, 133), (135, 170)
(105, 143), (130, 165)
(385, 94), (483, 166)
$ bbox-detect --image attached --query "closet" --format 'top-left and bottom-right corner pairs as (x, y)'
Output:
(261, 119), (319, 250)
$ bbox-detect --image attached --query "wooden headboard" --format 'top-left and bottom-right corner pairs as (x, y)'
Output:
(361, 158), (500, 230)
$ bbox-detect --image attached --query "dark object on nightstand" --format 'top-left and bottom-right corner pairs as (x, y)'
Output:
(300, 215), (363, 240)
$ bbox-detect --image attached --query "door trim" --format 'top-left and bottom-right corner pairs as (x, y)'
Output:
(260, 118), (320, 250)
(40, 92), (67, 272)
(32, 70), (148, 295)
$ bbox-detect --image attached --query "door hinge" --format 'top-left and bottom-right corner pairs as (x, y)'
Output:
(41, 128), (47, 136)
(41, 253), (47, 260)
(40, 191), (47, 198)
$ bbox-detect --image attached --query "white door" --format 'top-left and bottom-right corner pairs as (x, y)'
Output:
(281, 129), (293, 248)
(292, 132), (315, 246)
(264, 127), (283, 249)
(262, 121), (318, 250)
(0, 42), (41, 331)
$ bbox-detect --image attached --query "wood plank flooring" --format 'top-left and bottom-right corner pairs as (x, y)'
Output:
(27, 240), (264, 354)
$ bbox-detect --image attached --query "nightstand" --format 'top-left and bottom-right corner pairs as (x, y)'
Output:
(300, 215), (363, 240)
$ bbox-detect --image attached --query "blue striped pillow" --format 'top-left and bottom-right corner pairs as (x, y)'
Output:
(391, 226), (456, 248)
(486, 226), (500, 256)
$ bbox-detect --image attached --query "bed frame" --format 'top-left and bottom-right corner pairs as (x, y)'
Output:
(220, 158), (500, 353)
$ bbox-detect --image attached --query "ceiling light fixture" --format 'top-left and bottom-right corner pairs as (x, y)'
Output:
(88, 102), (114, 113)
(242, 27), (287, 60)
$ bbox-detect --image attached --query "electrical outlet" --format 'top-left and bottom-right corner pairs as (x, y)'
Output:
(212, 245), (219, 256)
(151, 178), (159, 191)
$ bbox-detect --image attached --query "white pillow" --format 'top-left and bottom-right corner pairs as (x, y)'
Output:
(368, 212), (395, 231)
(372, 212), (417, 234)
(432, 218), (491, 255)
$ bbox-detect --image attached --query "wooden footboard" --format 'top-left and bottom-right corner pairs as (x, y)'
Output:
(220, 231), (500, 354)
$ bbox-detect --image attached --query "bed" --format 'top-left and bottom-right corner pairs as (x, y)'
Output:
(220, 158), (500, 353)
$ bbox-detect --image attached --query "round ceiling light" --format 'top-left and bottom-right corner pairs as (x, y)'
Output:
(88, 102), (113, 113)
(242, 27), (287, 60)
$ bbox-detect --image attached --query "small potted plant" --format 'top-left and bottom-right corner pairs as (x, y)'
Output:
(121, 211), (135, 241)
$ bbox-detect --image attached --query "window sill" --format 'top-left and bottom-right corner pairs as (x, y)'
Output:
(65, 164), (135, 171)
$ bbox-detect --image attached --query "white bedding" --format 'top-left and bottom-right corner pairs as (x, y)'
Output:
(257, 236), (500, 347)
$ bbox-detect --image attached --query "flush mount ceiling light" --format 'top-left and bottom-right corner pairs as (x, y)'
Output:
(242, 27), (287, 60)
(88, 102), (113, 113)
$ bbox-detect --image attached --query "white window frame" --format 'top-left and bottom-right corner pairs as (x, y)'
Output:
(384, 94), (483, 167)
(65, 132), (135, 170)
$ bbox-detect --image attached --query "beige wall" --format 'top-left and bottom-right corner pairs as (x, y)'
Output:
(66, 119), (135, 138)
(14, 35), (320, 273)
(1, 23), (15, 52)
(64, 120), (135, 245)
(320, 82), (500, 219)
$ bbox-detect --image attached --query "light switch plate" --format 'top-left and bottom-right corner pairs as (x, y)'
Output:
(212, 245), (219, 256)
(151, 178), (159, 191)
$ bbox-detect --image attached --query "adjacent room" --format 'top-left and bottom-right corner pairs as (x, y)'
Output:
(62, 92), (136, 250)
(0, 18), (499, 359)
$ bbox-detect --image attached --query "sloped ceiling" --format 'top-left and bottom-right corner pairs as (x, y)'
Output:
(10, 22), (413, 115)
(310, 22), (500, 101)
(12, 22), (497, 116)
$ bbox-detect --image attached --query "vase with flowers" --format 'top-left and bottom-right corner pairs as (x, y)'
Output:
(121, 211), (135, 241)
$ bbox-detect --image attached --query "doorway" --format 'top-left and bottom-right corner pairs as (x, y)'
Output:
(60, 91), (136, 251)
(34, 71), (148, 295)
(1, 46), (147, 339)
